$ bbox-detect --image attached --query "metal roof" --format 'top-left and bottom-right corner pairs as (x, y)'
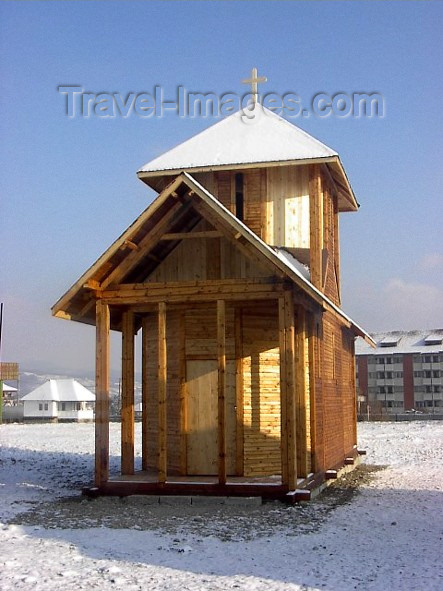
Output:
(356, 329), (443, 355)
(21, 379), (95, 402)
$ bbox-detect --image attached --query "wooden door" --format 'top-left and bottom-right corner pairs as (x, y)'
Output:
(186, 359), (236, 476)
(186, 360), (218, 475)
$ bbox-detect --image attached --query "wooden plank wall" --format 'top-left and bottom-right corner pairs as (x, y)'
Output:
(242, 304), (282, 477)
(321, 171), (341, 306)
(195, 166), (311, 251)
(146, 222), (273, 283)
(316, 310), (356, 470)
(266, 166), (310, 248)
(145, 310), (182, 474)
(243, 169), (263, 237)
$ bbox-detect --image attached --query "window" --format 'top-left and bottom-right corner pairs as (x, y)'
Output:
(414, 371), (422, 378)
(433, 370), (440, 378)
(61, 402), (66, 411)
(76, 403), (81, 411)
(39, 403), (43, 411)
(377, 386), (394, 394)
(235, 173), (244, 221)
(394, 371), (403, 378)
(44, 403), (48, 411)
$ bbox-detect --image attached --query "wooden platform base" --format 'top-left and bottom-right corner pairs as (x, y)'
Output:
(83, 453), (362, 503)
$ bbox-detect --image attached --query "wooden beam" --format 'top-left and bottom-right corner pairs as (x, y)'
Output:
(190, 200), (285, 278)
(121, 310), (135, 475)
(333, 194), (341, 303)
(84, 280), (101, 291)
(141, 315), (149, 471)
(284, 292), (298, 489)
(234, 307), (244, 476)
(100, 279), (288, 306)
(179, 312), (187, 475)
(102, 201), (192, 288)
(160, 230), (223, 240)
(158, 302), (167, 483)
(105, 278), (281, 291)
(95, 300), (110, 487)
(278, 297), (289, 486)
(123, 240), (140, 251)
(350, 333), (358, 447)
(295, 306), (308, 478)
(307, 312), (318, 473)
(217, 299), (226, 485)
(309, 164), (323, 290)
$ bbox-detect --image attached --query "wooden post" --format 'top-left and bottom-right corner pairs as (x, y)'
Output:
(309, 164), (323, 290)
(121, 310), (135, 475)
(217, 299), (226, 485)
(158, 302), (167, 483)
(350, 333), (358, 447)
(141, 316), (149, 471)
(179, 312), (187, 475)
(295, 306), (308, 478)
(307, 312), (318, 473)
(284, 292), (297, 489)
(234, 307), (244, 476)
(95, 300), (110, 487)
(278, 297), (289, 486)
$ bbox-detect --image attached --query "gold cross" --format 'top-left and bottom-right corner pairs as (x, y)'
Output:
(242, 67), (267, 104)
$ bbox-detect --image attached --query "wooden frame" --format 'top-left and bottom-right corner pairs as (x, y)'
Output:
(158, 302), (167, 483)
(141, 316), (149, 471)
(121, 310), (135, 475)
(95, 300), (110, 486)
(217, 300), (226, 485)
(278, 292), (298, 489)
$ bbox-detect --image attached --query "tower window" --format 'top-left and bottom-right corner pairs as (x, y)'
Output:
(235, 173), (244, 221)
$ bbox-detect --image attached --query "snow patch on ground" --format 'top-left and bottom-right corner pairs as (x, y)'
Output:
(1, 421), (442, 590)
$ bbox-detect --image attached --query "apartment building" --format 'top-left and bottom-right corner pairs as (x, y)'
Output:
(356, 329), (443, 414)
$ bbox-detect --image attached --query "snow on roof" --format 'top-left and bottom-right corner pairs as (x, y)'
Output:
(379, 335), (400, 347)
(2, 383), (17, 392)
(356, 329), (443, 355)
(138, 104), (337, 173)
(424, 333), (443, 345)
(274, 248), (310, 280)
(21, 379), (95, 402)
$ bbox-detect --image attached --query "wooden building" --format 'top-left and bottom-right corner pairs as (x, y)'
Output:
(52, 102), (373, 500)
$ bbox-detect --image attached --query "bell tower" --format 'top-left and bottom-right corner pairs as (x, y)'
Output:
(137, 75), (358, 306)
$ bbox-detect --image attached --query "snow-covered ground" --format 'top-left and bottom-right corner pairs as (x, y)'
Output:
(1, 421), (442, 590)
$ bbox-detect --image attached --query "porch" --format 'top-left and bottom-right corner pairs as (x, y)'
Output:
(93, 279), (316, 497)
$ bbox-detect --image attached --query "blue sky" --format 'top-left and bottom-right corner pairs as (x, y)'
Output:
(1, 1), (442, 375)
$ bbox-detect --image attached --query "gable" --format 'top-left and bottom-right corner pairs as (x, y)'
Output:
(52, 172), (373, 345)
(145, 218), (275, 283)
(52, 175), (286, 327)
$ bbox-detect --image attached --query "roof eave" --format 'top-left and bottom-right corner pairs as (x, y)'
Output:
(137, 155), (359, 212)
(137, 155), (338, 181)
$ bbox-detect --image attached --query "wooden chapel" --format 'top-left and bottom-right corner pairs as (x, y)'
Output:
(53, 79), (374, 500)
